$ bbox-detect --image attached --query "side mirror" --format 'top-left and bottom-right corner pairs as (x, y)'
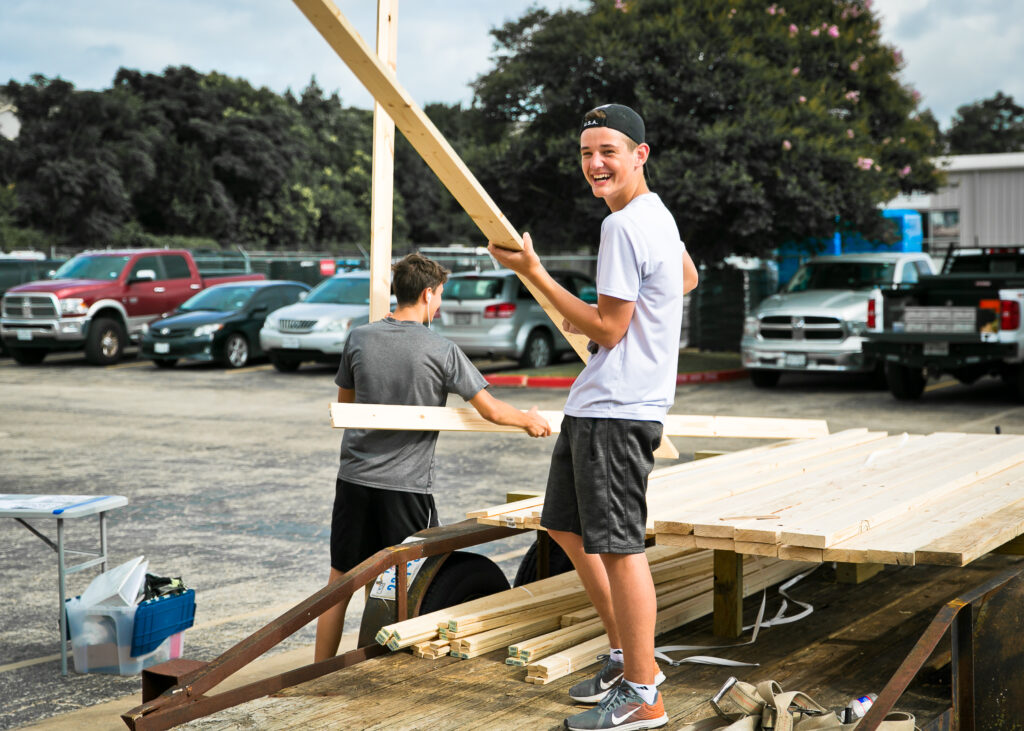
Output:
(130, 269), (157, 283)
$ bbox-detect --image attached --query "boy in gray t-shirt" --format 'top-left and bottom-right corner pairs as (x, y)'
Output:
(314, 253), (551, 663)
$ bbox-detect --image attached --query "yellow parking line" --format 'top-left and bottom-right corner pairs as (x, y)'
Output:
(106, 360), (152, 370)
(924, 379), (958, 393)
(226, 364), (275, 375)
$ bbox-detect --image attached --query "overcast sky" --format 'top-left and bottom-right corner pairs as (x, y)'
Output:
(2, 0), (1021, 129)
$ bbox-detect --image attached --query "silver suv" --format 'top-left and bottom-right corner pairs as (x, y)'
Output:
(259, 271), (375, 372)
(433, 269), (596, 368)
(741, 253), (935, 387)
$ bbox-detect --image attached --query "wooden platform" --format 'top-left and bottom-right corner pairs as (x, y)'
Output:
(182, 555), (1022, 730)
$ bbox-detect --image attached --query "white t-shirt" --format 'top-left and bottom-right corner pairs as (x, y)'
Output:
(564, 193), (684, 422)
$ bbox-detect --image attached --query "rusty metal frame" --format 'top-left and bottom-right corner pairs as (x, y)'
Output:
(121, 519), (520, 730)
(857, 561), (1024, 731)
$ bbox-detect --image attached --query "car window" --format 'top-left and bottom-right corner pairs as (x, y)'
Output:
(786, 261), (896, 291)
(305, 277), (370, 304)
(162, 255), (191, 279)
(53, 255), (130, 280)
(179, 285), (259, 312)
(572, 275), (598, 304)
(914, 261), (933, 278)
(447, 276), (506, 300)
(900, 262), (919, 284)
(130, 256), (163, 281)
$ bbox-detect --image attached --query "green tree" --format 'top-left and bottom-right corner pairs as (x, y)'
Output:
(947, 91), (1024, 154)
(471, 0), (944, 259)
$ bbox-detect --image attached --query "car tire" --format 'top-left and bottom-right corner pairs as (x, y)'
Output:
(221, 333), (250, 369)
(519, 330), (554, 369)
(269, 352), (301, 372)
(85, 317), (126, 365)
(749, 369), (781, 388)
(417, 551), (511, 615)
(513, 538), (575, 587)
(8, 346), (47, 365)
(152, 358), (178, 369)
(885, 362), (926, 400)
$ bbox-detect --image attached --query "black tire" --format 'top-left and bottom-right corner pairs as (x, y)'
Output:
(85, 317), (126, 365)
(221, 333), (250, 369)
(418, 551), (511, 615)
(8, 346), (47, 365)
(269, 351), (301, 372)
(886, 362), (926, 400)
(519, 330), (554, 369)
(152, 358), (178, 369)
(749, 369), (781, 388)
(513, 538), (575, 587)
(867, 363), (889, 390)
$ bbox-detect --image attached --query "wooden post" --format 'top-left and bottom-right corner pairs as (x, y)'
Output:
(368, 0), (398, 322)
(834, 561), (884, 584)
(712, 549), (743, 638)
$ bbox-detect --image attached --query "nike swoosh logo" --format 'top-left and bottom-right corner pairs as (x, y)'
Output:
(599, 673), (623, 691)
(611, 706), (641, 725)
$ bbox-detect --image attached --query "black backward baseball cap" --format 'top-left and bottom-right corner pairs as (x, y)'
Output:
(580, 103), (645, 144)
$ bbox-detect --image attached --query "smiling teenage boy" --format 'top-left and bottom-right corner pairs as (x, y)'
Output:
(313, 253), (551, 663)
(489, 104), (699, 731)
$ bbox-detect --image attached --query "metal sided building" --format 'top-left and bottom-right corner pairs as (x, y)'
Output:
(885, 152), (1024, 259)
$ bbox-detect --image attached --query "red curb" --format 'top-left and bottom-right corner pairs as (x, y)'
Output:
(484, 368), (749, 389)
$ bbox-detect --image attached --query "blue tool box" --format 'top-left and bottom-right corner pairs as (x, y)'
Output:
(131, 589), (196, 657)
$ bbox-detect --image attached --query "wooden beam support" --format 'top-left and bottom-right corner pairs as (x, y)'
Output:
(834, 561), (884, 585)
(712, 549), (743, 638)
(368, 0), (398, 322)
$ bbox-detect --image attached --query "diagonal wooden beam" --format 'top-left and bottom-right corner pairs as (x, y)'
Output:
(291, 0), (590, 363)
(368, 0), (398, 322)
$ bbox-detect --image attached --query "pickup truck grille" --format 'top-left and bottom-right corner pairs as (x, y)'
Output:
(2, 293), (58, 320)
(278, 319), (318, 332)
(759, 315), (845, 341)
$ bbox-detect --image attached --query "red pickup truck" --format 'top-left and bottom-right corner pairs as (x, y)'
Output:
(0, 249), (264, 365)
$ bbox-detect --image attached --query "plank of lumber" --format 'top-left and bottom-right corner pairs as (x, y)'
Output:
(290, 0), (590, 363)
(330, 403), (828, 439)
(915, 495), (1024, 566)
(778, 434), (1024, 549)
(367, 0), (397, 322)
(823, 464), (1024, 565)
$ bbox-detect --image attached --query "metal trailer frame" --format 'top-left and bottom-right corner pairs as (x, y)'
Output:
(121, 518), (1024, 730)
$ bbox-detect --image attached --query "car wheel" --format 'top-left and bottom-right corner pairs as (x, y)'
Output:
(222, 333), (250, 369)
(8, 347), (47, 365)
(749, 369), (780, 388)
(85, 317), (126, 365)
(269, 352), (301, 372)
(885, 362), (926, 400)
(152, 358), (178, 369)
(519, 330), (554, 369)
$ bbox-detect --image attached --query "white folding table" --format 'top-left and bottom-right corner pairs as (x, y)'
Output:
(0, 494), (129, 675)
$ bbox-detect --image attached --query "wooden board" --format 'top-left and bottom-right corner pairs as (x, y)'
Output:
(330, 403), (828, 439)
(368, 0), (398, 322)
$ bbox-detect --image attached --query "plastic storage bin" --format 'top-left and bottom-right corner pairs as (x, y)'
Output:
(65, 597), (183, 675)
(131, 589), (196, 656)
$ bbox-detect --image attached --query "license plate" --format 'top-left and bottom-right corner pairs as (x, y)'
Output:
(923, 342), (949, 356)
(454, 312), (472, 326)
(154, 342), (170, 354)
(17, 330), (32, 341)
(282, 336), (300, 349)
(784, 353), (807, 368)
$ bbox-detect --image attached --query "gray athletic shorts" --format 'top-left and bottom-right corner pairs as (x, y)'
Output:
(540, 415), (663, 554)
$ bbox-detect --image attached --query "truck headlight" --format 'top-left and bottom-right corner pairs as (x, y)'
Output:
(743, 316), (759, 337)
(317, 318), (352, 333)
(59, 298), (88, 316)
(848, 321), (867, 336)
(194, 323), (224, 337)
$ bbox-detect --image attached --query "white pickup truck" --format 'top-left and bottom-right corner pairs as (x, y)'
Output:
(741, 253), (936, 388)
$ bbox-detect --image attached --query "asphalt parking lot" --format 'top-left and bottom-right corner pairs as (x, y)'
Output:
(2, 349), (1023, 729)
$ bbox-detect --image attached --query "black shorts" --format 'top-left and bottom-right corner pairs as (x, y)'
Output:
(330, 479), (439, 572)
(539, 415), (662, 555)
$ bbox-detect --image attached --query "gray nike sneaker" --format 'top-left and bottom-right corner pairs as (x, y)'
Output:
(565, 681), (668, 731)
(568, 654), (625, 703)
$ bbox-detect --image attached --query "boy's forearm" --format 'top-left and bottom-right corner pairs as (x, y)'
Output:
(521, 266), (627, 348)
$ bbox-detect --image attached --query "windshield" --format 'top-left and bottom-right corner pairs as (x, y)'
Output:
(178, 285), (259, 312)
(446, 277), (505, 300)
(786, 261), (896, 292)
(53, 255), (131, 281)
(305, 277), (370, 305)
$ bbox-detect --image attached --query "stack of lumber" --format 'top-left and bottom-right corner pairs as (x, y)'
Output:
(376, 546), (812, 683)
(474, 431), (1024, 567)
